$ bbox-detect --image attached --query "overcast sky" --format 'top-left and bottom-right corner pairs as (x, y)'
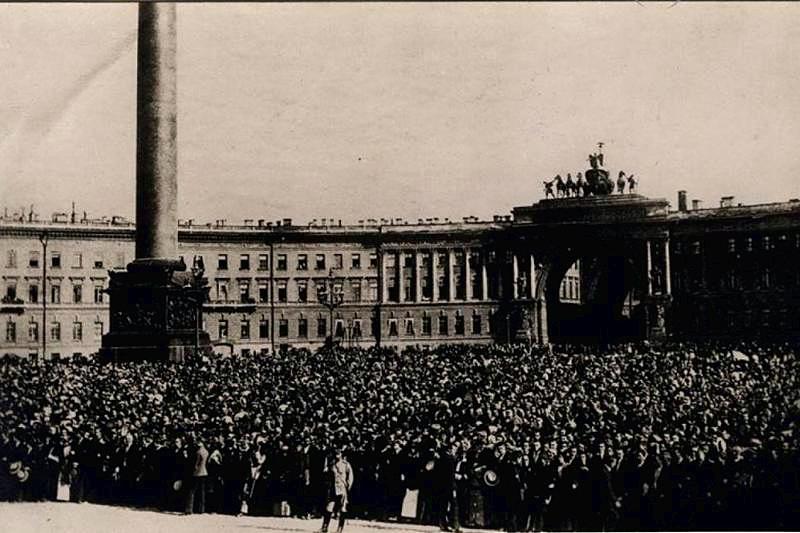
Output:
(1, 2), (799, 224)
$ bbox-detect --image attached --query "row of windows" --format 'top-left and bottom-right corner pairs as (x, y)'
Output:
(213, 313), (488, 340)
(5, 250), (125, 270)
(4, 282), (104, 304)
(674, 233), (800, 255)
(210, 252), (378, 272)
(4, 320), (103, 343)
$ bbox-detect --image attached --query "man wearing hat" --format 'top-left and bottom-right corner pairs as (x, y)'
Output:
(318, 448), (354, 533)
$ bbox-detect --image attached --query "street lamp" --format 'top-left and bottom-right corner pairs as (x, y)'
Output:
(38, 231), (48, 362)
(317, 268), (344, 347)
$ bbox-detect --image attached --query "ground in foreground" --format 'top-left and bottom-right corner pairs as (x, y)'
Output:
(1, 502), (495, 533)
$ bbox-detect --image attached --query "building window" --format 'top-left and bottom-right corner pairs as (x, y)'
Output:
(259, 319), (269, 338)
(455, 314), (465, 335)
(94, 285), (104, 304)
(297, 281), (308, 303)
(29, 321), (38, 342)
(72, 253), (82, 269)
(278, 318), (288, 337)
(28, 284), (38, 304)
(51, 253), (61, 269)
(72, 284), (82, 304)
(335, 320), (345, 338)
(315, 254), (326, 270)
(388, 319), (399, 337)
(29, 251), (39, 268)
(334, 254), (343, 270)
(368, 279), (378, 301)
(218, 319), (228, 339)
(241, 319), (250, 339)
(277, 254), (287, 271)
(5, 282), (17, 302)
(258, 280), (269, 303)
(298, 318), (308, 338)
(438, 315), (449, 335)
(472, 314), (482, 334)
(6, 250), (17, 268)
(50, 321), (61, 341)
(351, 254), (361, 270)
(352, 319), (362, 338)
(240, 254), (250, 270)
(218, 254), (228, 270)
(94, 258), (104, 269)
(72, 321), (82, 341)
(115, 253), (126, 268)
(277, 281), (287, 303)
(50, 284), (61, 304)
(297, 254), (308, 271)
(317, 318), (327, 338)
(5, 321), (16, 343)
(369, 253), (378, 269)
(94, 321), (103, 339)
(258, 253), (269, 271)
(404, 319), (415, 336)
(350, 280), (362, 302)
(422, 315), (432, 335)
(216, 280), (229, 301)
(239, 280), (251, 302)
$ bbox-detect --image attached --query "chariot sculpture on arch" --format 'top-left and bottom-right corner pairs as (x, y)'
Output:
(541, 142), (638, 198)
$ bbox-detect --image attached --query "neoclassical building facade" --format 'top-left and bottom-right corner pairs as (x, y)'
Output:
(1, 192), (799, 358)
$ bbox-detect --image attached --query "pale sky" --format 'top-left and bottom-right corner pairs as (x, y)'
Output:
(1, 2), (799, 224)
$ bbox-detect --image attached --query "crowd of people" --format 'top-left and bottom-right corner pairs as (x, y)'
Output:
(0, 341), (798, 531)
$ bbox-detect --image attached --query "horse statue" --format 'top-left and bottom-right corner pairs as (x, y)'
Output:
(554, 175), (567, 198)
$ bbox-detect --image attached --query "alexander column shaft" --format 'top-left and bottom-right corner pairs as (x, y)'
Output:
(102, 3), (212, 362)
(135, 2), (178, 263)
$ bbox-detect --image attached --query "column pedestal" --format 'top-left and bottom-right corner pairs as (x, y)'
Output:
(101, 261), (211, 362)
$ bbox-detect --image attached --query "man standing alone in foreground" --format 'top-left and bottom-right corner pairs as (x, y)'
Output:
(319, 449), (354, 533)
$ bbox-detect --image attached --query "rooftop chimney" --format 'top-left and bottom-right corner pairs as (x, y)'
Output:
(692, 199), (703, 210)
(720, 196), (734, 208)
(677, 190), (688, 212)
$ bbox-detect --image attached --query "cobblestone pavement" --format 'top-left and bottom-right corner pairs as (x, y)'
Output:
(2, 502), (496, 533)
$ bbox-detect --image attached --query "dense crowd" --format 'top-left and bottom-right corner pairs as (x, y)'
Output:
(1, 341), (799, 531)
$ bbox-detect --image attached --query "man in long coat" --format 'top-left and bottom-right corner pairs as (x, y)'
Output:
(319, 449), (354, 533)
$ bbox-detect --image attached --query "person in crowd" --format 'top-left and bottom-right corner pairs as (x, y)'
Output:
(185, 438), (209, 515)
(319, 448), (354, 533)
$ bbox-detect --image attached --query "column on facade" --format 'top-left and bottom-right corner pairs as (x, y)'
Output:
(397, 250), (405, 302)
(382, 249), (390, 303)
(664, 239), (672, 296)
(432, 249), (440, 302)
(448, 248), (456, 302)
(646, 240), (653, 296)
(496, 254), (504, 300)
(481, 253), (488, 301)
(512, 253), (519, 299)
(529, 253), (536, 298)
(415, 249), (422, 303)
(464, 248), (472, 300)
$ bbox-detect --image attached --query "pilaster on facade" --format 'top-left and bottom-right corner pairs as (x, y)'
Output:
(414, 250), (422, 303)
(529, 253), (537, 299)
(447, 248), (456, 303)
(481, 260), (489, 301)
(465, 248), (472, 301)
(512, 253), (519, 300)
(432, 249), (440, 303)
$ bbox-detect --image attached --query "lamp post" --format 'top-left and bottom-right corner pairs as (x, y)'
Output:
(317, 268), (344, 347)
(38, 231), (48, 362)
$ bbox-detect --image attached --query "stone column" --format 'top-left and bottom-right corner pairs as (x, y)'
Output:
(382, 249), (390, 303)
(397, 250), (405, 302)
(432, 250), (440, 302)
(448, 248), (456, 302)
(465, 248), (472, 300)
(646, 240), (653, 296)
(529, 253), (536, 298)
(415, 250), (422, 303)
(664, 239), (672, 296)
(481, 257), (488, 300)
(135, 2), (178, 264)
(512, 253), (519, 299)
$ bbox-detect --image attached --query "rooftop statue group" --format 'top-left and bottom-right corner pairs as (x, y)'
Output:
(543, 145), (637, 199)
